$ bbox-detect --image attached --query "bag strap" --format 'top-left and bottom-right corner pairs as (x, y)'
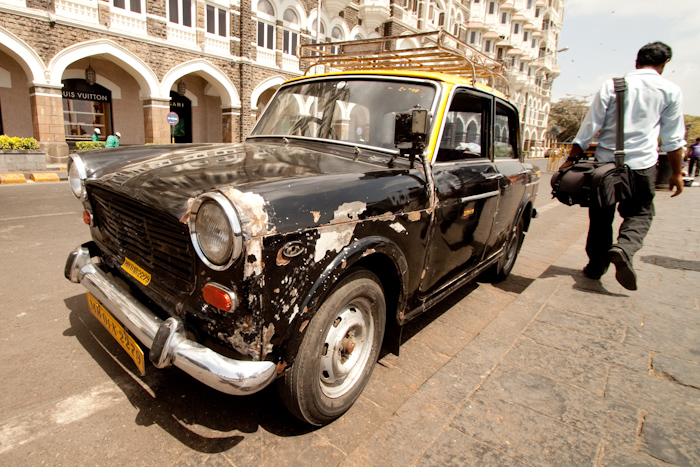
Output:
(612, 77), (627, 168)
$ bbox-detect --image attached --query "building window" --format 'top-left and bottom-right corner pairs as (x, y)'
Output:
(527, 0), (532, 8)
(488, 2), (495, 14)
(519, 62), (525, 72)
(331, 26), (343, 54)
(113, 0), (141, 13)
(169, 0), (192, 26)
(206, 4), (227, 36)
(257, 0), (275, 50)
(497, 47), (503, 59)
(535, 7), (540, 17)
(501, 12), (507, 23)
(513, 23), (520, 34)
(524, 31), (529, 42)
(282, 9), (299, 55)
(484, 40), (491, 53)
(532, 38), (537, 48)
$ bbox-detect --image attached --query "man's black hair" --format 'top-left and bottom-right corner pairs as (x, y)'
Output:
(637, 42), (673, 67)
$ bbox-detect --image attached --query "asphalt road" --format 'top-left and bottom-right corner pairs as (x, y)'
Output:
(0, 170), (562, 465)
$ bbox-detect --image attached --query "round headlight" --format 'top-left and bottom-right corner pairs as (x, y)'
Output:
(189, 193), (242, 270)
(68, 156), (87, 199)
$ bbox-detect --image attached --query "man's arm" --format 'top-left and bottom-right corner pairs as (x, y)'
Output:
(667, 147), (685, 197)
(558, 144), (583, 170)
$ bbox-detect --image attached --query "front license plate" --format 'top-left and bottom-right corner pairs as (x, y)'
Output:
(86, 293), (146, 376)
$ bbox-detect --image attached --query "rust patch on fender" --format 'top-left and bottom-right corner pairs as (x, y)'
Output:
(179, 197), (196, 224)
(276, 361), (288, 374)
(276, 248), (290, 266)
(407, 211), (421, 222)
(299, 319), (309, 332)
(261, 323), (275, 359)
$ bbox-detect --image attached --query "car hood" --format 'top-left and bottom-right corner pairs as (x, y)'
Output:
(83, 141), (427, 233)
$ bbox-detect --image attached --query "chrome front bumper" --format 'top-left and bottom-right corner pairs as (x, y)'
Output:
(65, 244), (277, 396)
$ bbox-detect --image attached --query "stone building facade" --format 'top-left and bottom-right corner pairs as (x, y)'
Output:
(0, 0), (565, 160)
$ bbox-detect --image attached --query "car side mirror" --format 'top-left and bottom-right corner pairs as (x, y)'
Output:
(395, 109), (429, 151)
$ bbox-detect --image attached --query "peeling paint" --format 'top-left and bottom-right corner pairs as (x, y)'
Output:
(222, 189), (271, 278)
(389, 222), (407, 234)
(407, 211), (421, 222)
(362, 248), (376, 258)
(261, 323), (275, 359)
(244, 238), (264, 278)
(299, 319), (309, 332)
(314, 201), (367, 263)
(311, 211), (321, 222)
(276, 361), (288, 374)
(220, 330), (260, 360)
(288, 305), (300, 324)
(179, 197), (196, 224)
(239, 315), (255, 334)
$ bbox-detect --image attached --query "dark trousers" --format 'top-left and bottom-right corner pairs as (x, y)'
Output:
(586, 166), (656, 268)
(689, 158), (700, 177)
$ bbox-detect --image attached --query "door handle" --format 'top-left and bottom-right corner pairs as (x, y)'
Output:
(484, 173), (504, 180)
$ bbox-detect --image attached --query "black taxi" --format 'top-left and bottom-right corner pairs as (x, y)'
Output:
(65, 70), (539, 425)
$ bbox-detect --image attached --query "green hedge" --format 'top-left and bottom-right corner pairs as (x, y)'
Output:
(0, 135), (40, 150)
(76, 141), (107, 150)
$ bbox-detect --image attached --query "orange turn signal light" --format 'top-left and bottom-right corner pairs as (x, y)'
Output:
(83, 210), (92, 225)
(202, 283), (235, 311)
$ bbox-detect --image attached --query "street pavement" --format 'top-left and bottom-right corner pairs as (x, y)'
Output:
(337, 186), (700, 466)
(1, 170), (698, 466)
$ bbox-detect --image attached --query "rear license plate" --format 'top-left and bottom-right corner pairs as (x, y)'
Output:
(86, 293), (146, 376)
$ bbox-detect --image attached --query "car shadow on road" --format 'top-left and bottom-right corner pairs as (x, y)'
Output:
(641, 255), (700, 272)
(63, 294), (315, 454)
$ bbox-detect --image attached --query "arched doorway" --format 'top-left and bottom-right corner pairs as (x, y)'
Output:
(61, 79), (113, 141)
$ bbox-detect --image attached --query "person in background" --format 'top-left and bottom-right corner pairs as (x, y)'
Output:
(92, 128), (101, 141)
(105, 132), (121, 148)
(560, 41), (686, 291)
(685, 137), (700, 177)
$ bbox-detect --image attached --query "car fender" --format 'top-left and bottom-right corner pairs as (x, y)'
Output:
(277, 235), (409, 370)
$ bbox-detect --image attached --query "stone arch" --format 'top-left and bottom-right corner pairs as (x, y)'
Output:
(0, 26), (47, 84)
(61, 69), (122, 99)
(250, 75), (285, 111)
(48, 39), (159, 98)
(279, 0), (306, 29)
(161, 59), (240, 108)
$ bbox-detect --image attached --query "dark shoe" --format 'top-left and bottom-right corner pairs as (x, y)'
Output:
(608, 246), (637, 291)
(583, 263), (609, 280)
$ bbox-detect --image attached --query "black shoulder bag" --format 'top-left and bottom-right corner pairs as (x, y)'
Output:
(551, 78), (634, 207)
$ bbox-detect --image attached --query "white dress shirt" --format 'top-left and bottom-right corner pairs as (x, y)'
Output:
(573, 69), (686, 170)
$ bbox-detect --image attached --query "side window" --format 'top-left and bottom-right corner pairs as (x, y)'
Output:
(495, 102), (519, 159)
(436, 91), (491, 162)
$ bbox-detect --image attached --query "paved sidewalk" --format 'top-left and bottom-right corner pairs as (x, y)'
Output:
(343, 189), (700, 466)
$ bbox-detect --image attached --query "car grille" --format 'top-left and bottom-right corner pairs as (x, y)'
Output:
(89, 186), (194, 294)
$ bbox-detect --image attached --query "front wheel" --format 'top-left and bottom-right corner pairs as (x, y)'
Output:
(279, 269), (386, 425)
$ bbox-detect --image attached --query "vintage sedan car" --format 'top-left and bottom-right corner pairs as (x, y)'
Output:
(65, 71), (539, 425)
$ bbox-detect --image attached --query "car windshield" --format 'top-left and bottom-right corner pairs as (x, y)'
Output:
(250, 78), (438, 151)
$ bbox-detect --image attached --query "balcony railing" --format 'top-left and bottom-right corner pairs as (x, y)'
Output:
(204, 34), (230, 56)
(54, 0), (99, 24)
(167, 23), (197, 46)
(110, 9), (147, 35)
(256, 47), (276, 66)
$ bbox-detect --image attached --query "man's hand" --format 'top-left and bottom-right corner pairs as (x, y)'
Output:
(558, 144), (584, 171)
(667, 147), (685, 197)
(669, 173), (684, 197)
(559, 160), (573, 170)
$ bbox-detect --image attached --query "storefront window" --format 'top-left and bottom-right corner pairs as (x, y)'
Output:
(61, 79), (112, 140)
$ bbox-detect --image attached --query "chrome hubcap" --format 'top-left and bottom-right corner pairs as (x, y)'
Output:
(319, 298), (374, 398)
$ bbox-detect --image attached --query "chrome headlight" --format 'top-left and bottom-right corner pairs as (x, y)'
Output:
(68, 156), (87, 199)
(189, 192), (242, 270)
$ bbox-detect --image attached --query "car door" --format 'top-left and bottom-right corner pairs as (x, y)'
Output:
(484, 99), (528, 259)
(420, 88), (501, 294)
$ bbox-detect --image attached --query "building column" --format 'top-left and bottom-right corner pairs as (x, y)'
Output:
(29, 84), (69, 162)
(222, 107), (241, 143)
(143, 98), (171, 144)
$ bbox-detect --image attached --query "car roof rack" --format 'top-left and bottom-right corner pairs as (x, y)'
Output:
(298, 30), (510, 97)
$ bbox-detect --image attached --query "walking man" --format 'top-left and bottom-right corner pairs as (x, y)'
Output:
(561, 42), (686, 290)
(685, 137), (700, 177)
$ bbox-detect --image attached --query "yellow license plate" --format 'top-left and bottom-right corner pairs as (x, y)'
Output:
(86, 293), (146, 376)
(121, 257), (151, 286)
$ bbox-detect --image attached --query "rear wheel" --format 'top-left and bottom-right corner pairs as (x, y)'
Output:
(279, 269), (385, 425)
(487, 216), (525, 282)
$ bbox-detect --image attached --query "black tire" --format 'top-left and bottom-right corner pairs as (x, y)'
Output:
(279, 269), (386, 425)
(487, 216), (525, 282)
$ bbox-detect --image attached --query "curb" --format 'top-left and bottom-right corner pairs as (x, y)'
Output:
(0, 171), (67, 183)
